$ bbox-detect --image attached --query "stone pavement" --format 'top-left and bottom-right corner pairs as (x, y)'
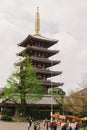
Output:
(0, 121), (27, 130)
(0, 121), (61, 130)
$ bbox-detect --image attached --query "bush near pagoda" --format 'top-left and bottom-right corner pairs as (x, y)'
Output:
(64, 91), (87, 116)
(1, 56), (43, 117)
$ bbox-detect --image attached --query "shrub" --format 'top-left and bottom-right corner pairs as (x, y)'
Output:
(1, 108), (14, 116)
(1, 116), (12, 121)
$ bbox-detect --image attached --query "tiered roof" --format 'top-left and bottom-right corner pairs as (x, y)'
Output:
(17, 7), (63, 92)
(17, 44), (59, 58)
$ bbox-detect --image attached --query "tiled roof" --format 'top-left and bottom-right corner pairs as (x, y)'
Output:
(35, 95), (57, 105)
(0, 94), (58, 106)
(32, 35), (58, 42)
(18, 35), (58, 47)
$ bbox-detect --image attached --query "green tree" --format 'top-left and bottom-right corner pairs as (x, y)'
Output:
(49, 87), (65, 101)
(2, 56), (43, 117)
(51, 87), (65, 96)
(49, 87), (66, 114)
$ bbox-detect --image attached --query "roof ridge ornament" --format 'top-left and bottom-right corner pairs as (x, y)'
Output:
(35, 7), (41, 36)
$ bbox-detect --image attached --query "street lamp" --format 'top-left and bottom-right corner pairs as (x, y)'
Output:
(61, 95), (64, 115)
(50, 60), (53, 122)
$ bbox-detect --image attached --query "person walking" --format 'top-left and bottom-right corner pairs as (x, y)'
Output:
(34, 122), (37, 130)
(37, 122), (40, 130)
(28, 119), (32, 130)
(75, 122), (80, 130)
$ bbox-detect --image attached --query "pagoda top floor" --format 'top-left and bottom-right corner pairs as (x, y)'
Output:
(18, 34), (58, 48)
(18, 7), (59, 48)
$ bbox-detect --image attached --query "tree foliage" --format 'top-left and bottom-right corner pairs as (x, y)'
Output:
(64, 74), (87, 116)
(64, 91), (87, 116)
(49, 87), (66, 104)
(52, 87), (65, 96)
(2, 56), (43, 117)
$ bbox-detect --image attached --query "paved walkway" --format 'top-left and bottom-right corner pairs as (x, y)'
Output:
(0, 121), (61, 130)
(0, 121), (27, 130)
(0, 121), (45, 130)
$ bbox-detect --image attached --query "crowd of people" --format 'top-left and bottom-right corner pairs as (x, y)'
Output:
(61, 121), (81, 130)
(27, 117), (81, 130)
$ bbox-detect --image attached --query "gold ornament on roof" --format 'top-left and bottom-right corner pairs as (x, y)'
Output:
(35, 7), (40, 35)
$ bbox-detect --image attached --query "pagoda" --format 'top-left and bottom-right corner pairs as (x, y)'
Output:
(17, 7), (63, 94)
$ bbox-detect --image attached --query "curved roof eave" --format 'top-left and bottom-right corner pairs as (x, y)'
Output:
(30, 56), (60, 64)
(18, 34), (58, 47)
(35, 69), (62, 76)
(42, 81), (64, 87)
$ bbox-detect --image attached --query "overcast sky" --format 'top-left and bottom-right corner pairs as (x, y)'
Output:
(0, 0), (87, 94)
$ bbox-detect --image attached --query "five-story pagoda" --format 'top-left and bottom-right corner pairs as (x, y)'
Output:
(17, 7), (63, 94)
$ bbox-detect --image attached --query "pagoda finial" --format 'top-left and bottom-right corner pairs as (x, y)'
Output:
(35, 7), (40, 35)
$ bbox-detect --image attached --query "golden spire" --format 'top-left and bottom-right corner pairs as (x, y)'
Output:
(35, 7), (40, 35)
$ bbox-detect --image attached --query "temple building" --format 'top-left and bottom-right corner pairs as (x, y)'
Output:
(17, 7), (63, 94)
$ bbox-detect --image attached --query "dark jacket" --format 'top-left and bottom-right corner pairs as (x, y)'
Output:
(62, 124), (72, 130)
